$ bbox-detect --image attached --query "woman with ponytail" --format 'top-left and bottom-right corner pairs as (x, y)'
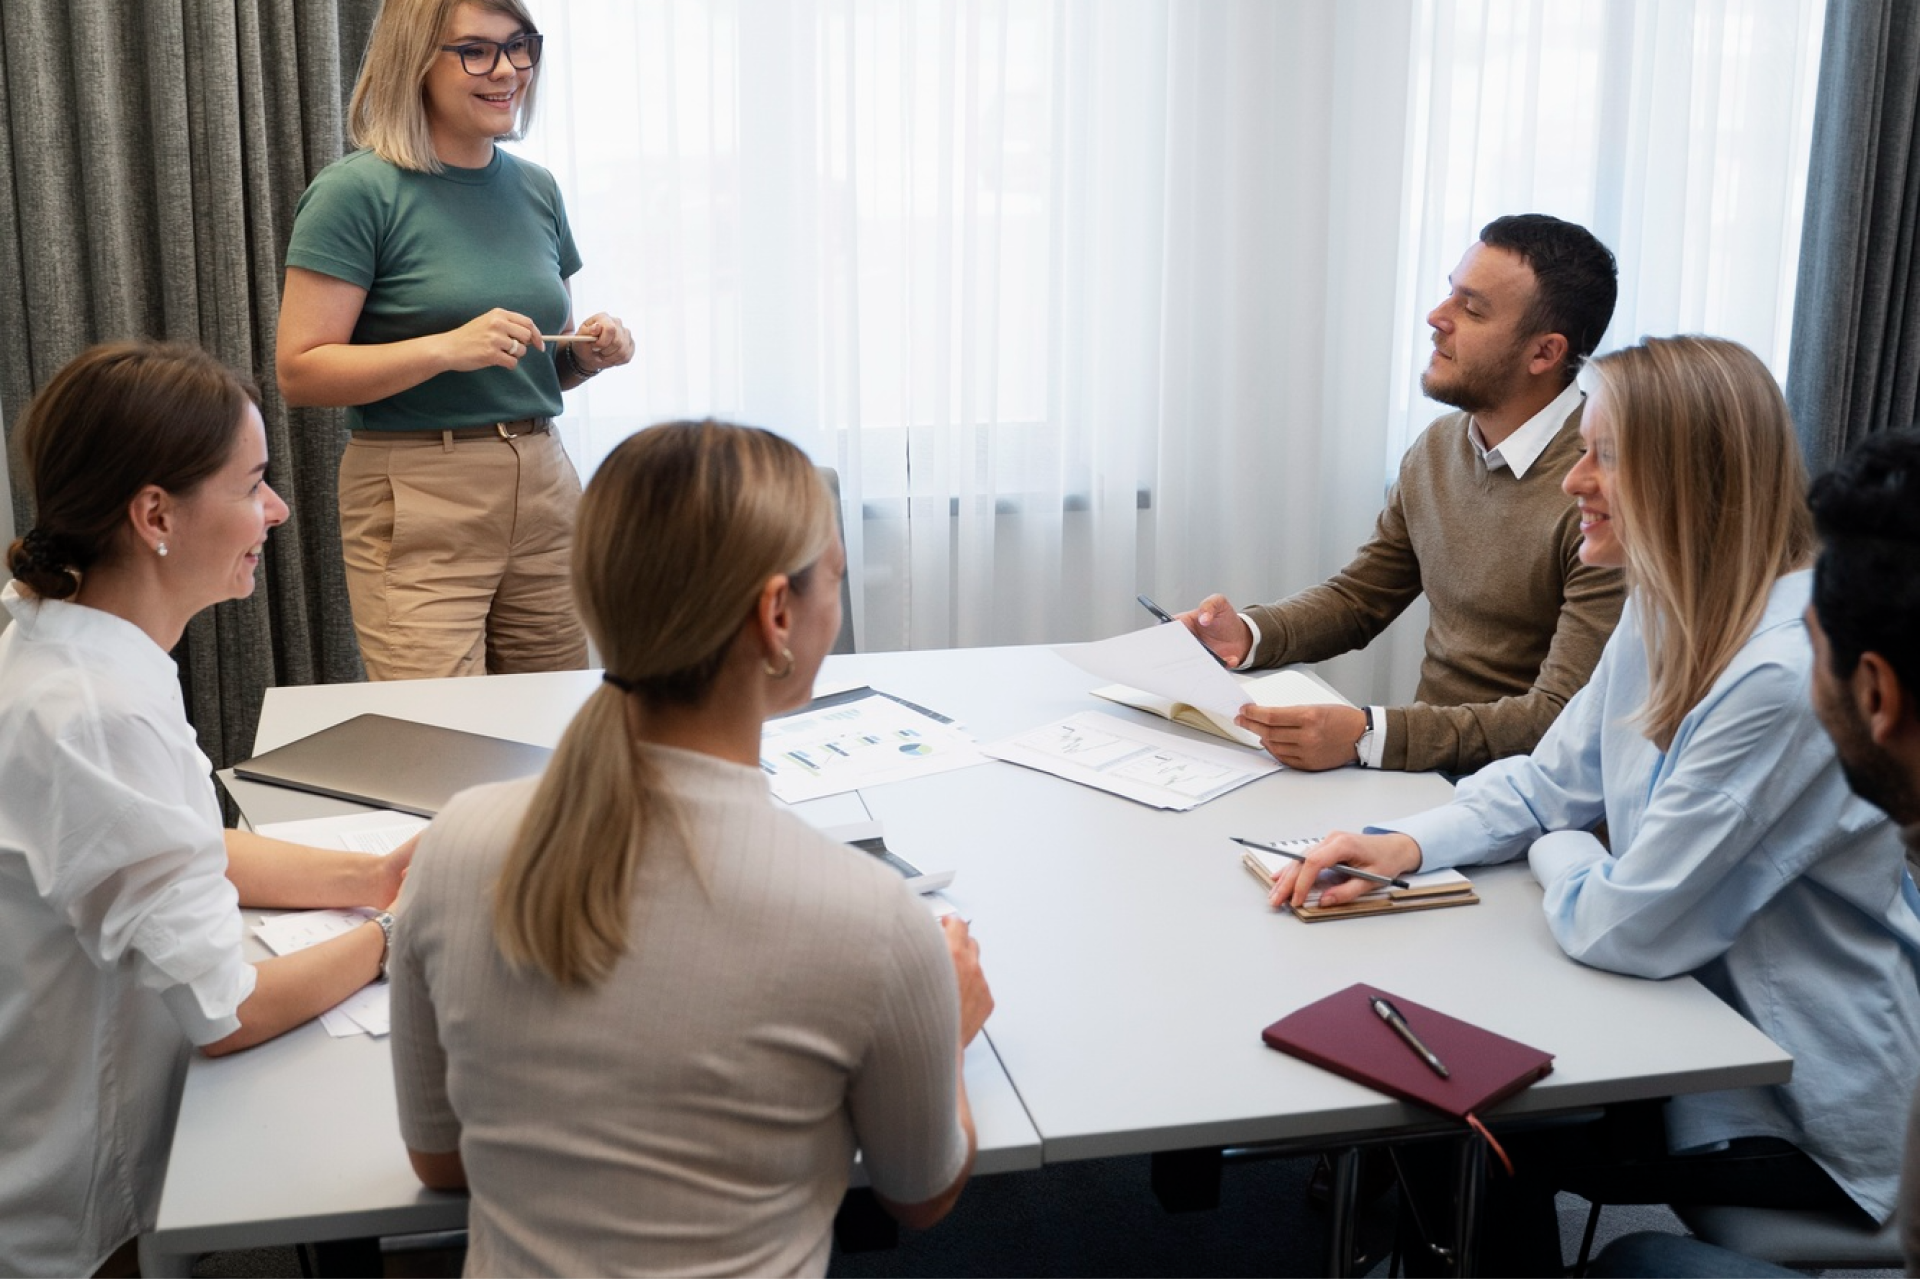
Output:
(0, 341), (413, 1277)
(388, 420), (992, 1276)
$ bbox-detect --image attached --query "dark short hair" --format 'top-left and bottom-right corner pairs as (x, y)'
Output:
(6, 341), (258, 599)
(1479, 214), (1618, 384)
(1809, 430), (1920, 697)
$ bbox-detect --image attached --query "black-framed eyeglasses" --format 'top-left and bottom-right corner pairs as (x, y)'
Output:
(439, 33), (543, 76)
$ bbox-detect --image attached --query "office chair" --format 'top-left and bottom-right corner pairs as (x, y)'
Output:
(1672, 1203), (1902, 1271)
(817, 466), (856, 655)
(1572, 1199), (1902, 1274)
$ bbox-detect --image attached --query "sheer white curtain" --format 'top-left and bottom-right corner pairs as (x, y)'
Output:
(1364, 0), (1824, 694)
(518, 0), (1414, 660)
(1387, 0), (1825, 463)
(518, 0), (1822, 696)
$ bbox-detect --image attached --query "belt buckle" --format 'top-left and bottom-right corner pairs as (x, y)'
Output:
(495, 421), (519, 441)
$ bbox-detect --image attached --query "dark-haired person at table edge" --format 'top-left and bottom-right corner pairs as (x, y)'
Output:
(1181, 214), (1627, 773)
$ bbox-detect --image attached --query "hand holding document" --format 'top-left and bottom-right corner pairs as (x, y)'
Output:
(1054, 624), (1354, 750)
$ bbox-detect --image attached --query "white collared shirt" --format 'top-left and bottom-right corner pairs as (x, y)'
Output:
(0, 582), (256, 1276)
(1469, 379), (1585, 478)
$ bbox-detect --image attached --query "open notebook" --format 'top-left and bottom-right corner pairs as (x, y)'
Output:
(1092, 669), (1354, 749)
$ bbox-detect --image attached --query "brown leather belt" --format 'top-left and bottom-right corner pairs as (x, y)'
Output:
(350, 419), (552, 442)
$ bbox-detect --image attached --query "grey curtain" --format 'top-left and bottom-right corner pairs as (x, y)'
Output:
(1786, 0), (1920, 471)
(0, 0), (378, 768)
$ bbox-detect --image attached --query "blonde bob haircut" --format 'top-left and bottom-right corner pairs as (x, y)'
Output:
(348, 0), (542, 173)
(493, 420), (838, 987)
(1583, 335), (1814, 750)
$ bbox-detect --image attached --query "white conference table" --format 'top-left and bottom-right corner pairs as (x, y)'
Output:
(145, 645), (1791, 1275)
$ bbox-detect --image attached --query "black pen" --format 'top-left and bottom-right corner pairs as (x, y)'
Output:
(1137, 594), (1232, 669)
(1136, 593), (1176, 624)
(1371, 995), (1450, 1079)
(1230, 836), (1412, 890)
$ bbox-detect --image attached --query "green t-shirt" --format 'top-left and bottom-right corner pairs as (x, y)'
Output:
(285, 147), (583, 432)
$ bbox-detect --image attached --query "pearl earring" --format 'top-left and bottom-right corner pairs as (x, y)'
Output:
(156, 542), (168, 558)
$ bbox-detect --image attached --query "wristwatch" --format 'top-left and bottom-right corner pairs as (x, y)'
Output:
(1354, 707), (1376, 768)
(373, 911), (396, 981)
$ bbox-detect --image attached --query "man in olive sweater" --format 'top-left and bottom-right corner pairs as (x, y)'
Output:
(1180, 215), (1626, 774)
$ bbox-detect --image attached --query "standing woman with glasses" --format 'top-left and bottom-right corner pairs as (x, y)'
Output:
(277, 0), (634, 681)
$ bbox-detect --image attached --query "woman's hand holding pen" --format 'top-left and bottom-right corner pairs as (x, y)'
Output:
(442, 307), (543, 372)
(566, 312), (635, 376)
(1268, 830), (1423, 911)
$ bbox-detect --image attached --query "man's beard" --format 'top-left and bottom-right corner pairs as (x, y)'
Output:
(1827, 696), (1920, 827)
(1420, 338), (1528, 416)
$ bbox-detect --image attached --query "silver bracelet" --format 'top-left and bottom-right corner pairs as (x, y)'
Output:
(373, 911), (396, 980)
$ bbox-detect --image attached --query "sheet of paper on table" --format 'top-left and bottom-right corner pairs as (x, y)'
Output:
(982, 710), (1280, 810)
(250, 906), (390, 1038)
(760, 688), (988, 803)
(252, 811), (427, 1038)
(255, 809), (428, 854)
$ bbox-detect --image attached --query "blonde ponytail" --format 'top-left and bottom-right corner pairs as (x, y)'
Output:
(492, 421), (835, 985)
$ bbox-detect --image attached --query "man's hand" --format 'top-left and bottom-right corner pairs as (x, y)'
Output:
(1176, 594), (1254, 667)
(1267, 831), (1423, 910)
(1236, 702), (1368, 771)
(940, 915), (994, 1047)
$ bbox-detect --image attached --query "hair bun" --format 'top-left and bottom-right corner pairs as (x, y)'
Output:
(9, 528), (82, 599)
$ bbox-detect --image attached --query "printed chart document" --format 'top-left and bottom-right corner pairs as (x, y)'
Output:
(760, 687), (987, 803)
(983, 710), (1279, 810)
(1057, 624), (1353, 748)
(252, 811), (426, 1038)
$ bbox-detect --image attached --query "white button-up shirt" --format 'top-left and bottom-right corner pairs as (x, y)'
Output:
(0, 582), (256, 1275)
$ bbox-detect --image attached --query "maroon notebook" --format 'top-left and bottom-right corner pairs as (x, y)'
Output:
(1261, 983), (1554, 1120)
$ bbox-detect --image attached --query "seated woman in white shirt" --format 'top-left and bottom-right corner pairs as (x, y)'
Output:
(1267, 335), (1920, 1271)
(388, 419), (993, 1277)
(0, 341), (412, 1277)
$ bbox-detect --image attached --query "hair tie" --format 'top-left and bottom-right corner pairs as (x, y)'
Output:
(602, 672), (637, 694)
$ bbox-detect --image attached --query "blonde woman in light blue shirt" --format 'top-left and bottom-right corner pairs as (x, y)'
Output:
(1270, 336), (1920, 1259)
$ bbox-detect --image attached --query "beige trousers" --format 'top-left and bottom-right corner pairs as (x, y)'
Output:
(338, 429), (587, 681)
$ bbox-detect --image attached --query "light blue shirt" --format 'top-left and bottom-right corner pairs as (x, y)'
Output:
(1386, 571), (1920, 1222)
